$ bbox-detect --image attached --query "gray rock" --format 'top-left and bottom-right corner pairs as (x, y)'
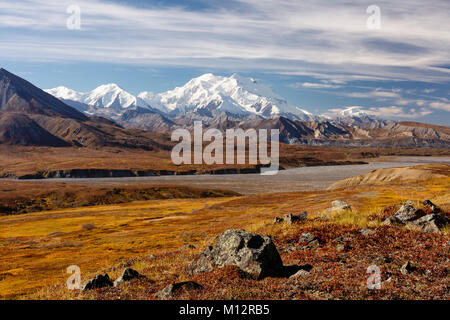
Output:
(156, 281), (203, 299)
(400, 261), (417, 275)
(383, 201), (426, 226)
(113, 268), (143, 287)
(372, 256), (393, 265)
(407, 214), (448, 233)
(359, 228), (376, 236)
(274, 212), (307, 224)
(289, 269), (310, 278)
(180, 244), (197, 250)
(327, 200), (351, 212)
(186, 229), (283, 279)
(333, 236), (352, 252)
(82, 274), (113, 291)
(298, 232), (320, 248)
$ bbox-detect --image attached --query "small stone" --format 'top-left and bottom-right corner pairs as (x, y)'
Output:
(289, 269), (310, 278)
(372, 256), (393, 265)
(298, 232), (319, 247)
(327, 200), (351, 212)
(274, 212), (307, 224)
(180, 244), (197, 250)
(359, 228), (376, 236)
(113, 268), (143, 287)
(400, 261), (417, 275)
(156, 281), (203, 299)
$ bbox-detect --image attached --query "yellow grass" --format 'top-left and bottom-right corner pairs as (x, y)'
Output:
(0, 177), (448, 299)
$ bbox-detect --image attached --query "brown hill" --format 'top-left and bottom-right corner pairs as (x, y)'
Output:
(328, 164), (450, 189)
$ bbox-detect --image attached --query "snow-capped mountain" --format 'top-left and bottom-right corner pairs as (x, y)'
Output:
(138, 73), (316, 120)
(45, 84), (152, 119)
(323, 106), (390, 129)
(47, 73), (319, 122)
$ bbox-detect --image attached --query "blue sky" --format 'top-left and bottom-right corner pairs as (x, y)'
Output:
(0, 0), (449, 124)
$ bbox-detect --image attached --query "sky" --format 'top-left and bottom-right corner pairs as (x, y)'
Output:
(0, 0), (449, 125)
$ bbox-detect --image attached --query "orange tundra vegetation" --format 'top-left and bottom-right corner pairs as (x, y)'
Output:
(0, 170), (448, 299)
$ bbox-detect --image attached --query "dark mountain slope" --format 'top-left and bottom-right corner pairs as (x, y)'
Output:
(0, 68), (170, 150)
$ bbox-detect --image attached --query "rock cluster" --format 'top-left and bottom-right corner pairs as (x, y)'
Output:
(156, 281), (203, 299)
(83, 267), (143, 291)
(383, 200), (448, 233)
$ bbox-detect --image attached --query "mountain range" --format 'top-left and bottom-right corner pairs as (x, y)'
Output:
(0, 68), (448, 149)
(45, 72), (450, 148)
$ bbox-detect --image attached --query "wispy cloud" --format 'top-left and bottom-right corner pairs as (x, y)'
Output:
(328, 105), (432, 119)
(345, 89), (401, 99)
(366, 106), (432, 118)
(293, 82), (342, 89)
(0, 0), (449, 83)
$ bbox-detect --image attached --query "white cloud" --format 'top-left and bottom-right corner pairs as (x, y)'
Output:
(429, 101), (450, 112)
(345, 90), (400, 99)
(297, 82), (341, 89)
(366, 106), (432, 118)
(0, 0), (449, 83)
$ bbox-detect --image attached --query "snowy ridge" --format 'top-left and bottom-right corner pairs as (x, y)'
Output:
(46, 74), (382, 126)
(47, 73), (317, 120)
(45, 84), (152, 117)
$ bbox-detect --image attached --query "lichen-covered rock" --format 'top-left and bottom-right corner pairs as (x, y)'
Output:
(383, 201), (426, 226)
(327, 200), (351, 212)
(298, 232), (320, 248)
(408, 214), (448, 233)
(82, 274), (113, 291)
(186, 229), (283, 279)
(156, 281), (203, 299)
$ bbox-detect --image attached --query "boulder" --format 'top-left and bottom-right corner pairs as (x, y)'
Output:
(113, 268), (143, 287)
(383, 201), (425, 226)
(274, 212), (307, 224)
(82, 274), (113, 291)
(186, 229), (283, 279)
(157, 281), (203, 299)
(327, 200), (351, 212)
(408, 214), (448, 233)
